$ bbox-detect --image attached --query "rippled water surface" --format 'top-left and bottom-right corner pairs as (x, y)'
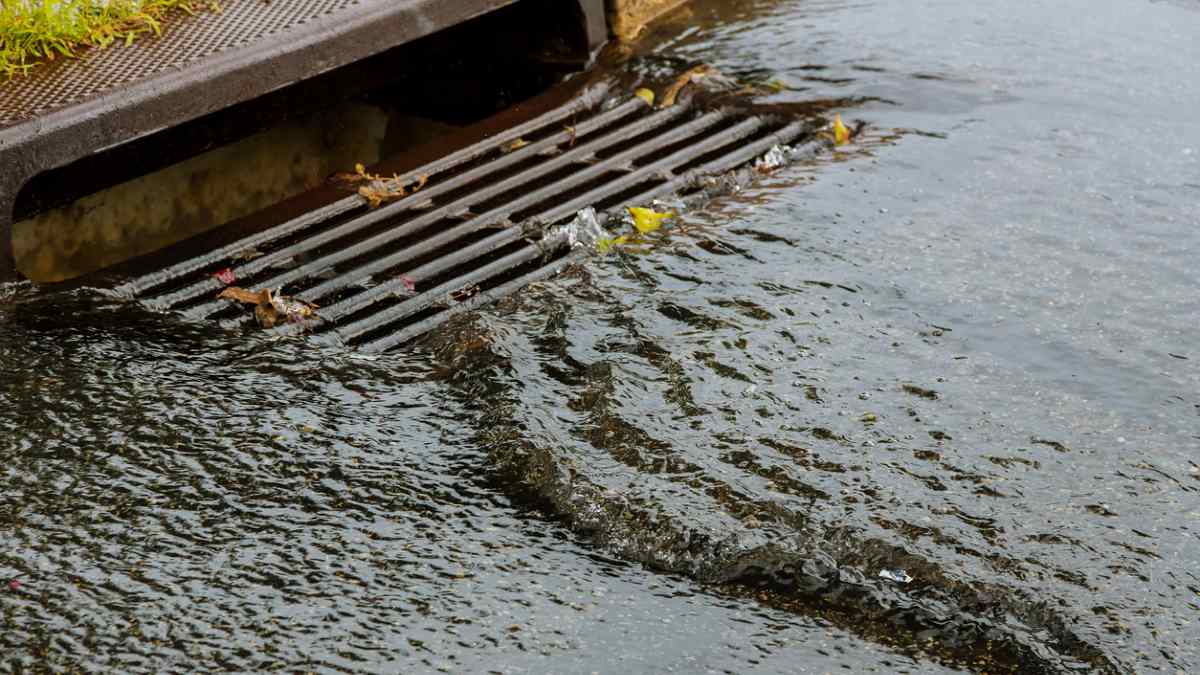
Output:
(3, 0), (1198, 672)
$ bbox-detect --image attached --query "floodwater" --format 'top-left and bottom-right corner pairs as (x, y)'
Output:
(3, 0), (1198, 671)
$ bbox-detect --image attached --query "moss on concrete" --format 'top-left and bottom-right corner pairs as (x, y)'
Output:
(0, 0), (216, 79)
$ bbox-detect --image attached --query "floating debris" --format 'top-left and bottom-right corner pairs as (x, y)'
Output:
(754, 145), (790, 172)
(878, 569), (913, 584)
(759, 77), (789, 93)
(338, 162), (428, 208)
(596, 235), (628, 254)
(754, 132), (843, 174)
(834, 113), (850, 145)
(358, 180), (406, 209)
(451, 283), (481, 302)
(331, 163), (382, 185)
(347, 163), (383, 182)
(212, 267), (236, 285)
(216, 286), (267, 305)
(217, 286), (318, 329)
(541, 207), (607, 252)
(627, 206), (674, 233)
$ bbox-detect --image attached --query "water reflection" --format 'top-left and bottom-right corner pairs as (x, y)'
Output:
(5, 0), (1200, 671)
(1, 289), (955, 672)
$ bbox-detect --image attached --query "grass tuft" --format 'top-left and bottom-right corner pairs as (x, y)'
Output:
(0, 0), (219, 80)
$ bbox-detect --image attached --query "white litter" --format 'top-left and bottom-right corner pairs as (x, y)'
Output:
(542, 206), (607, 251)
(878, 569), (913, 584)
(755, 144), (790, 171)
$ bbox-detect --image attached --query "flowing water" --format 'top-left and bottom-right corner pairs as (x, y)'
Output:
(3, 0), (1198, 671)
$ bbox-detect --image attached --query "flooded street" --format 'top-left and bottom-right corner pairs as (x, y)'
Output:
(3, 0), (1198, 671)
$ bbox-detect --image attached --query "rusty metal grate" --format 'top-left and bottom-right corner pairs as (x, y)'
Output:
(112, 83), (819, 352)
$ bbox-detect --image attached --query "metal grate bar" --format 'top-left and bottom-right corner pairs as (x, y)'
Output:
(119, 82), (612, 299)
(306, 113), (763, 327)
(170, 99), (699, 318)
(334, 245), (545, 342)
(510, 116), (772, 228)
(341, 119), (813, 350)
(624, 119), (814, 207)
(280, 104), (700, 303)
(188, 105), (727, 321)
(358, 248), (590, 353)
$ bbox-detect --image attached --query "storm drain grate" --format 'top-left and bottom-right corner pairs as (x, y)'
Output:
(112, 82), (817, 352)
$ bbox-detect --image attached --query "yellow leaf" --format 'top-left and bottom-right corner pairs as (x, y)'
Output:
(834, 113), (850, 146)
(628, 206), (674, 233)
(596, 235), (628, 254)
(634, 88), (655, 107)
(762, 78), (788, 94)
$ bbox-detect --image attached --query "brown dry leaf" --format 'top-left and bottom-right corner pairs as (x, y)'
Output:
(334, 163), (384, 186)
(217, 286), (317, 328)
(342, 162), (427, 205)
(355, 162), (384, 181)
(661, 65), (713, 108)
(217, 286), (270, 305)
(359, 185), (384, 208)
(255, 303), (281, 328)
(358, 181), (406, 209)
(265, 291), (317, 328)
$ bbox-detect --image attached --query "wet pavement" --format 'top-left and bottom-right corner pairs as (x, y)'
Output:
(2, 0), (1198, 672)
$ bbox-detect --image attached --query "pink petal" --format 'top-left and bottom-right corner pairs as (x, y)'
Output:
(401, 276), (416, 293)
(213, 268), (236, 285)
